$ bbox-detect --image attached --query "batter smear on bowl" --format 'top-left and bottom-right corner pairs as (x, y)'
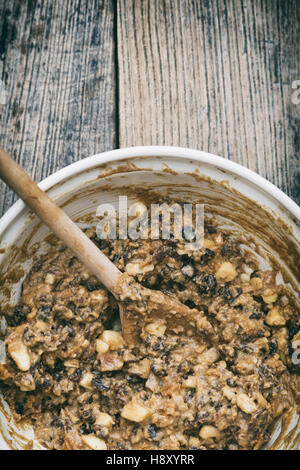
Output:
(0, 214), (299, 450)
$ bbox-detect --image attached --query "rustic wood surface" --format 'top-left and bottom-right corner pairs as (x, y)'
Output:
(0, 0), (299, 217)
(0, 0), (116, 215)
(118, 0), (300, 204)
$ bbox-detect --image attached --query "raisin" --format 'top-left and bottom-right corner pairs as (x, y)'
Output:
(78, 423), (92, 435)
(219, 284), (233, 302)
(81, 279), (100, 292)
(152, 340), (165, 351)
(249, 312), (261, 320)
(184, 299), (196, 309)
(250, 270), (260, 279)
(68, 256), (77, 267)
(203, 274), (217, 290)
(200, 248), (215, 265)
(15, 402), (24, 415)
(37, 305), (52, 321)
(148, 424), (158, 439)
(226, 378), (237, 387)
(221, 245), (234, 257)
(92, 375), (109, 391)
(40, 378), (51, 390)
(151, 363), (167, 377)
(52, 278), (64, 292)
(205, 223), (216, 234)
(194, 273), (217, 295)
(69, 368), (83, 382)
(7, 303), (31, 327)
(52, 419), (64, 429)
(31, 261), (44, 272)
(181, 254), (192, 264)
(287, 322), (300, 341)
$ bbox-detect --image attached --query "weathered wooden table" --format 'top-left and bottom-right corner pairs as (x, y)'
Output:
(0, 0), (299, 217)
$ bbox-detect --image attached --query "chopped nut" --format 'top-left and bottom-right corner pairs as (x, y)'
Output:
(236, 393), (257, 414)
(275, 327), (288, 350)
(145, 321), (166, 337)
(7, 340), (30, 371)
(64, 359), (80, 369)
(181, 264), (194, 278)
(183, 376), (197, 388)
(265, 307), (286, 326)
(81, 434), (107, 450)
(203, 239), (216, 250)
(222, 386), (236, 401)
(44, 273), (56, 285)
(101, 330), (125, 350)
(89, 290), (107, 306)
(198, 347), (219, 366)
(99, 353), (124, 371)
(262, 289), (278, 304)
(199, 425), (220, 440)
(95, 412), (114, 427)
(126, 262), (154, 276)
(95, 339), (109, 355)
(121, 402), (152, 423)
(189, 436), (201, 448)
(128, 359), (151, 379)
(79, 372), (94, 390)
(250, 277), (263, 290)
(215, 262), (237, 282)
(240, 273), (250, 283)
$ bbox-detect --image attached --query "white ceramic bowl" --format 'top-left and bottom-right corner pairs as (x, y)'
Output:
(0, 146), (299, 450)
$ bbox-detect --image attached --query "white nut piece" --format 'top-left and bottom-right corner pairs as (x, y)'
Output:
(189, 436), (201, 447)
(89, 290), (107, 306)
(121, 402), (152, 423)
(198, 347), (219, 366)
(145, 321), (166, 337)
(183, 376), (197, 388)
(95, 412), (114, 427)
(81, 434), (107, 450)
(265, 307), (286, 326)
(79, 372), (94, 390)
(250, 277), (263, 290)
(262, 290), (278, 304)
(236, 393), (257, 414)
(44, 273), (56, 285)
(7, 340), (30, 371)
(215, 262), (237, 282)
(222, 386), (236, 401)
(199, 425), (220, 440)
(101, 330), (125, 350)
(95, 339), (109, 355)
(240, 273), (250, 283)
(203, 239), (216, 250)
(126, 262), (154, 276)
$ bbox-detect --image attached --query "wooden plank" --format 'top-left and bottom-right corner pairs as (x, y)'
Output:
(0, 0), (116, 216)
(117, 0), (300, 205)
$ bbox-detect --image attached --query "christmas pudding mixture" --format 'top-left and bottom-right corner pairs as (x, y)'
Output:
(0, 212), (299, 450)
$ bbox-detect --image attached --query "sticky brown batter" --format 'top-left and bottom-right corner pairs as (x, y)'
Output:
(0, 216), (299, 450)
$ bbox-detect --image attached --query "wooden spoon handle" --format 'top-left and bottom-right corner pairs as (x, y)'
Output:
(0, 147), (121, 292)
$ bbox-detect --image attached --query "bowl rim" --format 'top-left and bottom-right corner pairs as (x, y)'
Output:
(0, 145), (299, 235)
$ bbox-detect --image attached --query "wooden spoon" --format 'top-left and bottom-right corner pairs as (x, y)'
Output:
(0, 147), (215, 346)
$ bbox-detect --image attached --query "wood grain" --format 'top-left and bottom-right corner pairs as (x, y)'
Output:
(0, 0), (116, 216)
(117, 0), (300, 205)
